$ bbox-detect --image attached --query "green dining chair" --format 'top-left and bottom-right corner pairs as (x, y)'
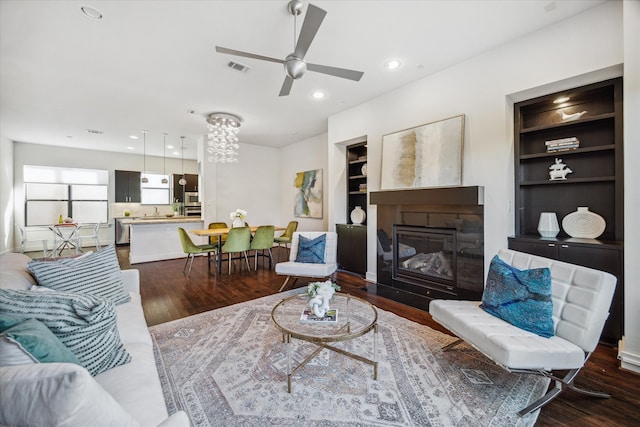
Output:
(178, 227), (217, 277)
(249, 225), (275, 270)
(208, 222), (228, 246)
(274, 221), (298, 262)
(221, 226), (251, 274)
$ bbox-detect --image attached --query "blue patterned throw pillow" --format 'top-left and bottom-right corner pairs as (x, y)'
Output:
(481, 255), (554, 338)
(295, 234), (326, 264)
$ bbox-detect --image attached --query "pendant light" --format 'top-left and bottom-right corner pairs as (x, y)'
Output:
(178, 136), (187, 186)
(141, 130), (149, 183)
(161, 133), (168, 184)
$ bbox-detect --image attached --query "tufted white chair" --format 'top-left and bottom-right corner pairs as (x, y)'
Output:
(275, 231), (337, 292)
(429, 249), (617, 416)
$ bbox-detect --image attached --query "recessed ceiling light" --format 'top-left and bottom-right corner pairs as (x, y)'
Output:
(127, 146), (134, 150)
(129, 135), (138, 140)
(167, 145), (174, 149)
(312, 91), (325, 100)
(173, 151), (180, 156)
(80, 5), (103, 20)
(384, 60), (401, 70)
(553, 96), (570, 104)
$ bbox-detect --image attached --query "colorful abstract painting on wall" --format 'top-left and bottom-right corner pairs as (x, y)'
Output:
(294, 169), (322, 218)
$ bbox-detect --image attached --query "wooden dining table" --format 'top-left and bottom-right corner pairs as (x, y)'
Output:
(191, 226), (285, 273)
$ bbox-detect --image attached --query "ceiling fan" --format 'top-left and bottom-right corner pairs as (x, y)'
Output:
(215, 0), (364, 96)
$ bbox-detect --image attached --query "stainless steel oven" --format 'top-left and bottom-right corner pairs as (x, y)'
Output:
(184, 192), (199, 206)
(184, 205), (201, 216)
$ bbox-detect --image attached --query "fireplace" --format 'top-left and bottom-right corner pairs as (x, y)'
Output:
(371, 187), (484, 311)
(393, 225), (457, 293)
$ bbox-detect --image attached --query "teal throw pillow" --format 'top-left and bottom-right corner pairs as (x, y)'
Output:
(1, 317), (80, 364)
(0, 289), (131, 376)
(295, 234), (326, 264)
(480, 255), (554, 338)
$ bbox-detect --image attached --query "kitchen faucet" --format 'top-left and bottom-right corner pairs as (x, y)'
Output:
(154, 207), (159, 216)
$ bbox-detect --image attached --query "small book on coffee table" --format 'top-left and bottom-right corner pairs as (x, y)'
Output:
(300, 308), (338, 323)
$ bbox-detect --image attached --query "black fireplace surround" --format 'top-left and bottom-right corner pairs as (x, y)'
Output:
(371, 187), (484, 312)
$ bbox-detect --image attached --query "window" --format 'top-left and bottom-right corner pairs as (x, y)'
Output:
(24, 165), (108, 226)
(141, 172), (170, 205)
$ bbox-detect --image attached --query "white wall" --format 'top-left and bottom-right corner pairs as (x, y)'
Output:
(200, 142), (281, 235)
(278, 133), (329, 232)
(620, 0), (640, 374)
(0, 135), (13, 253)
(328, 0), (639, 373)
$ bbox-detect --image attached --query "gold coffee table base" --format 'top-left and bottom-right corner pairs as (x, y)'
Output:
(272, 293), (379, 393)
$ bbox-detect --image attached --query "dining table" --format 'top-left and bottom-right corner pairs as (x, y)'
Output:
(191, 226), (285, 274)
(49, 223), (81, 257)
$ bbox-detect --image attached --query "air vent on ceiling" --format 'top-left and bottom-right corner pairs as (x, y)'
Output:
(227, 61), (250, 73)
(86, 129), (104, 135)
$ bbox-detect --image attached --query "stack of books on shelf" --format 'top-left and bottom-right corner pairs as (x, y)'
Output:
(359, 183), (367, 192)
(545, 137), (580, 152)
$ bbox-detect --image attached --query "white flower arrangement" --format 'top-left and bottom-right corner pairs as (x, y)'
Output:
(229, 209), (247, 220)
(307, 280), (340, 300)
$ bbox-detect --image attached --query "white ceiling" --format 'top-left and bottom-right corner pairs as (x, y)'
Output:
(0, 0), (605, 160)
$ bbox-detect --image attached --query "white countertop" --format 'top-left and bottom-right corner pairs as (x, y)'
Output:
(121, 217), (202, 225)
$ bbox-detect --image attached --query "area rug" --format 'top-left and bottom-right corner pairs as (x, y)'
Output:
(150, 290), (548, 426)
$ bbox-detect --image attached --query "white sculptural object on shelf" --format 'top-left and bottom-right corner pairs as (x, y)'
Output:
(549, 158), (572, 181)
(557, 109), (587, 122)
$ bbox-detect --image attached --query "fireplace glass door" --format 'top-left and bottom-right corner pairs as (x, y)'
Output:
(392, 225), (456, 293)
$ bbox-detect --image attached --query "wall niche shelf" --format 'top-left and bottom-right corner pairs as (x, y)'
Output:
(510, 77), (623, 345)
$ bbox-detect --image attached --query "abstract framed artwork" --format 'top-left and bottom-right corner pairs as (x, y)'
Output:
(294, 169), (323, 218)
(381, 114), (465, 190)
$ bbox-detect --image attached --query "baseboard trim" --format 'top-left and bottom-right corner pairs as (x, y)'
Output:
(617, 336), (640, 374)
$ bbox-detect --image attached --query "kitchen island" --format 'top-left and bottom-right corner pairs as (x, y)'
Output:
(123, 217), (206, 264)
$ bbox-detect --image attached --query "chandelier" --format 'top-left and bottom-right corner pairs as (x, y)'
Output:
(206, 112), (241, 163)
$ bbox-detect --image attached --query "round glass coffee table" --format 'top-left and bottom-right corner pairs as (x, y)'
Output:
(271, 292), (378, 393)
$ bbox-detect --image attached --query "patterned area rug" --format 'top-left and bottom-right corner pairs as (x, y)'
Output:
(150, 290), (548, 426)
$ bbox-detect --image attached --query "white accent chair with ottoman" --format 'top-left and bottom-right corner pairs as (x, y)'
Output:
(429, 248), (617, 417)
(275, 231), (338, 292)
(0, 248), (190, 427)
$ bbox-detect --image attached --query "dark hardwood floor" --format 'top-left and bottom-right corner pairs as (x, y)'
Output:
(114, 246), (640, 426)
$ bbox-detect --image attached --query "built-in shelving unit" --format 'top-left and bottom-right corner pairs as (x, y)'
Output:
(337, 142), (368, 276)
(510, 77), (624, 345)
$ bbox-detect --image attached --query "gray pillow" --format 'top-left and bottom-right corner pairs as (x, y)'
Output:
(27, 245), (130, 305)
(0, 289), (131, 376)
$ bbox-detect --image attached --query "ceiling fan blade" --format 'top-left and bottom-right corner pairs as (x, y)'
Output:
(307, 63), (364, 81)
(279, 76), (295, 97)
(215, 46), (284, 64)
(293, 4), (326, 60)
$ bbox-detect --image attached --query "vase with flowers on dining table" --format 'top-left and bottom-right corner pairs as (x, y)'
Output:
(230, 209), (247, 228)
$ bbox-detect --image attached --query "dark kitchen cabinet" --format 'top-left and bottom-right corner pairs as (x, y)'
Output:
(115, 170), (141, 203)
(336, 223), (367, 276)
(172, 174), (198, 202)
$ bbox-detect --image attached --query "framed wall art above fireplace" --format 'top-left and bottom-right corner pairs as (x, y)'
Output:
(380, 114), (465, 190)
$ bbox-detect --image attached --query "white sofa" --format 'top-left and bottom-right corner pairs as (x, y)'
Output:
(430, 248), (617, 416)
(0, 252), (190, 427)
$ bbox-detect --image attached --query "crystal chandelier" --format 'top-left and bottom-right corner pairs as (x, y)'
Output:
(206, 112), (241, 163)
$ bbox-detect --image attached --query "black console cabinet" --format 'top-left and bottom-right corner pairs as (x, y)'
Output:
(336, 224), (367, 276)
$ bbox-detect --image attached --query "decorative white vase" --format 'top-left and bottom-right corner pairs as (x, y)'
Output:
(232, 218), (244, 228)
(350, 206), (366, 225)
(537, 212), (560, 238)
(562, 207), (606, 239)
